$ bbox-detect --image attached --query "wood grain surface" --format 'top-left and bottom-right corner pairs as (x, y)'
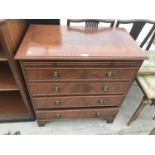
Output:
(33, 95), (125, 109)
(25, 67), (138, 82)
(15, 25), (147, 60)
(29, 82), (131, 96)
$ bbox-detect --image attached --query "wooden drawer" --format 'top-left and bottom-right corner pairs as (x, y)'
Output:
(29, 82), (131, 96)
(33, 95), (124, 109)
(25, 67), (138, 81)
(36, 107), (119, 121)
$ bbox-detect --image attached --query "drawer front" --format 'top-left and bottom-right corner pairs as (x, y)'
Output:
(36, 107), (119, 120)
(33, 95), (125, 109)
(29, 82), (131, 96)
(25, 68), (138, 81)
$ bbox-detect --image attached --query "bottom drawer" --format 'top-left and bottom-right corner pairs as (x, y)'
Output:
(36, 107), (119, 126)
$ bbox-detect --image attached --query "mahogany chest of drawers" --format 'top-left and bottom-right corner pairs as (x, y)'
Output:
(15, 25), (146, 126)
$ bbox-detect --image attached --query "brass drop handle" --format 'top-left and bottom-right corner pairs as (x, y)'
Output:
(98, 99), (104, 104)
(53, 100), (61, 105)
(55, 113), (61, 119)
(96, 112), (101, 117)
(53, 71), (60, 78)
(101, 85), (108, 92)
(53, 86), (60, 92)
(105, 71), (113, 77)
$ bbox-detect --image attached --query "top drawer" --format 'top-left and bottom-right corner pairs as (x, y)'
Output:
(25, 67), (138, 82)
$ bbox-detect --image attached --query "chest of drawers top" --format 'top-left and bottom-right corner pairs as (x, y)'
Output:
(15, 25), (147, 61)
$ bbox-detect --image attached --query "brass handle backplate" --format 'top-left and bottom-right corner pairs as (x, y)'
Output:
(53, 86), (60, 92)
(101, 85), (109, 92)
(53, 71), (60, 78)
(105, 71), (113, 77)
(98, 99), (104, 104)
(53, 100), (61, 105)
(55, 113), (61, 119)
(96, 112), (101, 117)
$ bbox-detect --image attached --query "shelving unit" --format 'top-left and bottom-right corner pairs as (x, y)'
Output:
(0, 19), (34, 122)
(0, 62), (18, 91)
(0, 47), (31, 121)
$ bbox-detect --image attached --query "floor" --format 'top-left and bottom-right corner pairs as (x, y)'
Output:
(0, 82), (155, 135)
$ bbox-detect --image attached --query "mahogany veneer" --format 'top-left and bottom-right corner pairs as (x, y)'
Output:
(15, 25), (147, 126)
(29, 82), (132, 96)
(33, 95), (124, 109)
(25, 67), (138, 82)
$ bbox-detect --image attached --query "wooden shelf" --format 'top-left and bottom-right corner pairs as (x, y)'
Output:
(0, 62), (18, 91)
(0, 45), (7, 61)
(0, 91), (30, 121)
